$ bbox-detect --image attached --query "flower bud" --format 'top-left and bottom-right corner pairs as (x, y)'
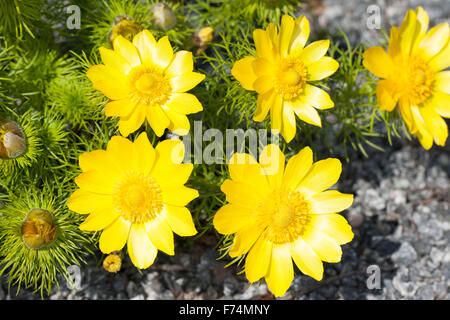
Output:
(109, 15), (142, 43)
(197, 27), (214, 45)
(103, 252), (122, 273)
(150, 3), (177, 31)
(21, 209), (57, 250)
(0, 120), (26, 159)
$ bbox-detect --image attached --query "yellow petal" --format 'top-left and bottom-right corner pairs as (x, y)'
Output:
(231, 57), (257, 91)
(113, 35), (141, 67)
(411, 105), (433, 149)
(302, 228), (342, 263)
(75, 171), (117, 194)
(99, 217), (131, 253)
(170, 72), (205, 93)
(265, 244), (294, 297)
(302, 84), (334, 110)
(431, 91), (450, 117)
(152, 139), (186, 180)
(417, 23), (449, 61)
(281, 103), (296, 143)
(297, 158), (342, 196)
(99, 47), (132, 75)
(279, 15), (295, 58)
(86, 65), (130, 100)
(153, 36), (173, 69)
(162, 185), (198, 206)
(132, 132), (156, 174)
(164, 108), (191, 135)
(79, 149), (118, 173)
(399, 9), (420, 56)
(309, 214), (354, 245)
(388, 26), (401, 58)
(377, 79), (398, 111)
(428, 38), (450, 71)
(127, 223), (158, 269)
(363, 47), (394, 79)
(282, 146), (313, 191)
(289, 15), (310, 54)
(254, 90), (275, 122)
(290, 102), (322, 127)
(166, 51), (193, 78)
(228, 153), (271, 197)
(213, 204), (255, 235)
(106, 135), (134, 172)
(145, 215), (174, 255)
(252, 57), (275, 77)
(259, 144), (285, 189)
(310, 190), (354, 214)
(132, 29), (157, 65)
(300, 40), (330, 66)
(399, 98), (416, 133)
(245, 236), (272, 283)
(307, 56), (339, 81)
(162, 205), (197, 237)
(435, 71), (450, 94)
(229, 224), (263, 257)
(289, 237), (323, 281)
(269, 95), (283, 133)
(420, 105), (448, 146)
(253, 75), (275, 94)
(79, 204), (119, 231)
(105, 99), (137, 118)
(253, 29), (274, 60)
(67, 189), (113, 214)
(220, 180), (263, 209)
(165, 93), (203, 114)
(146, 106), (170, 137)
(118, 105), (146, 137)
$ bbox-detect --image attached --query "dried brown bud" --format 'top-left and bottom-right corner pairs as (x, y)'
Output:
(21, 209), (57, 250)
(0, 120), (26, 159)
(150, 3), (177, 31)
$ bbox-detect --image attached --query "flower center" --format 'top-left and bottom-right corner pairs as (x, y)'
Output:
(113, 172), (163, 224)
(395, 56), (435, 106)
(258, 190), (311, 244)
(275, 57), (307, 101)
(128, 65), (171, 106)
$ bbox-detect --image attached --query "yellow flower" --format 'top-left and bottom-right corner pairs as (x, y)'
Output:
(231, 15), (339, 143)
(67, 133), (198, 269)
(213, 145), (354, 297)
(87, 30), (205, 137)
(363, 6), (450, 149)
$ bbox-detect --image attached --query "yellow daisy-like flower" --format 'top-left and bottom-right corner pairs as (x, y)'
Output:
(213, 145), (354, 297)
(231, 14), (339, 143)
(67, 133), (198, 269)
(87, 30), (205, 137)
(363, 6), (450, 149)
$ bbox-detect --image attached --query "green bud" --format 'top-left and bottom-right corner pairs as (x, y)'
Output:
(21, 209), (57, 250)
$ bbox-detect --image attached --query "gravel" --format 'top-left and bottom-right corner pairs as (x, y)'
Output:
(1, 0), (449, 300)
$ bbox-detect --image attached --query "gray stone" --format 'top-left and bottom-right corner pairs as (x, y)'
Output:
(391, 242), (418, 265)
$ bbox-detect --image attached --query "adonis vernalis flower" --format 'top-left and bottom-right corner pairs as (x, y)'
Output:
(363, 6), (450, 149)
(87, 30), (205, 137)
(213, 145), (354, 297)
(67, 133), (198, 269)
(232, 14), (339, 143)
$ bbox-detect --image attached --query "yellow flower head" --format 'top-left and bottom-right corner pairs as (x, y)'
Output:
(213, 145), (354, 297)
(67, 133), (198, 269)
(363, 6), (450, 149)
(87, 30), (205, 137)
(231, 15), (339, 143)
(103, 252), (122, 273)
